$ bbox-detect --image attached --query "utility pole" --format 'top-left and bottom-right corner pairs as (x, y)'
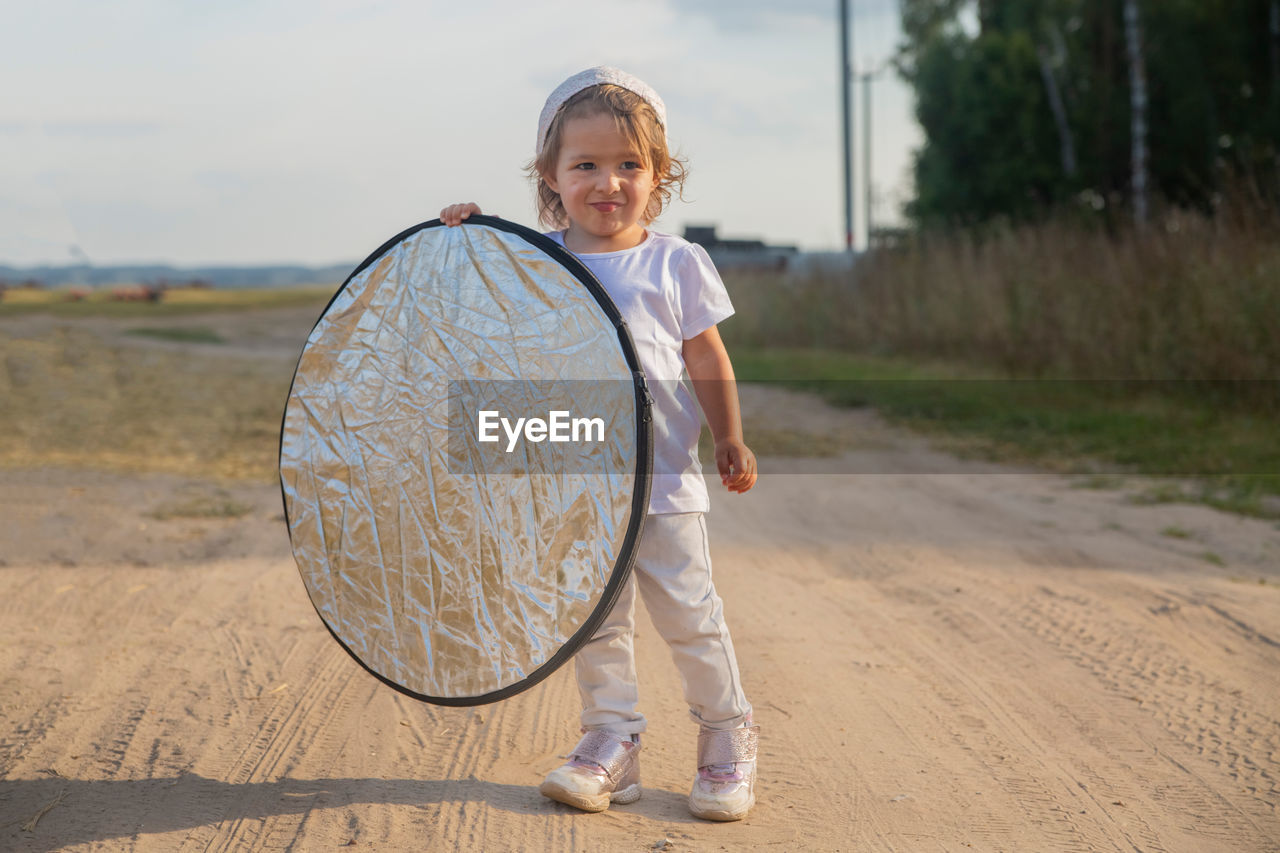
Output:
(1270, 0), (1279, 115)
(1037, 36), (1077, 179)
(856, 63), (888, 251)
(1124, 0), (1148, 226)
(861, 68), (873, 250)
(840, 0), (854, 252)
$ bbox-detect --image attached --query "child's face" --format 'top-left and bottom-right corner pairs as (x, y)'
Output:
(544, 112), (656, 253)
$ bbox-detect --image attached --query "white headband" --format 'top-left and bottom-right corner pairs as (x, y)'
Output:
(535, 66), (668, 156)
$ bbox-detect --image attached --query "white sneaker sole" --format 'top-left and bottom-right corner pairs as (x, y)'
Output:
(688, 791), (754, 821)
(539, 779), (641, 813)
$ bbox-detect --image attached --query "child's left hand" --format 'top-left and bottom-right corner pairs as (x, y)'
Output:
(715, 438), (757, 494)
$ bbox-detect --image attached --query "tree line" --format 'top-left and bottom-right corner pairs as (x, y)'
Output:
(897, 0), (1280, 227)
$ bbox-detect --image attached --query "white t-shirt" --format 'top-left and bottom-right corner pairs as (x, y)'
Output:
(547, 229), (734, 514)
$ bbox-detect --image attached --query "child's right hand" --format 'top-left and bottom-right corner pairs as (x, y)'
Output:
(439, 202), (483, 226)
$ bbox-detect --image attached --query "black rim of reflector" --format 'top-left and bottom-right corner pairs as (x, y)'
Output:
(278, 215), (653, 706)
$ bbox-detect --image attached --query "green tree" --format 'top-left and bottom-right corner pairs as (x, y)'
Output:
(909, 29), (1066, 224)
(898, 0), (1280, 226)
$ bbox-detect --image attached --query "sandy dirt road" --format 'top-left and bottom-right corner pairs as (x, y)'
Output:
(2, 315), (1279, 851)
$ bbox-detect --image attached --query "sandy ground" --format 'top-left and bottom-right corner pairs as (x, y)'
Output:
(3, 313), (1280, 851)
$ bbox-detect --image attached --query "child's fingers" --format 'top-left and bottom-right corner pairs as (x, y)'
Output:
(716, 449), (733, 482)
(727, 463), (756, 493)
(439, 202), (482, 226)
(722, 448), (757, 493)
(736, 452), (756, 492)
(715, 441), (756, 492)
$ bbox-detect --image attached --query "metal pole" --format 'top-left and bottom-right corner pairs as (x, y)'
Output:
(840, 0), (854, 252)
(862, 70), (872, 250)
(1124, 0), (1148, 226)
(1270, 0), (1279, 115)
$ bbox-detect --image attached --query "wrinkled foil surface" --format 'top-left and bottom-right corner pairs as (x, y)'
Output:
(280, 222), (643, 702)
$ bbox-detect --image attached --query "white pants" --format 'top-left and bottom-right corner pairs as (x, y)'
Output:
(575, 512), (752, 735)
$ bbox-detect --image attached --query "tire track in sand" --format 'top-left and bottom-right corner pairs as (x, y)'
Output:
(421, 673), (586, 852)
(179, 641), (365, 852)
(1003, 582), (1280, 848)
(886, 606), (1166, 853)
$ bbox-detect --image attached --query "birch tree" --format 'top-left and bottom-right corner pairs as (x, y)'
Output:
(1124, 0), (1148, 225)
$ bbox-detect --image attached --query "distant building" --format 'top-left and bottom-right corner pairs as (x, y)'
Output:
(682, 224), (798, 271)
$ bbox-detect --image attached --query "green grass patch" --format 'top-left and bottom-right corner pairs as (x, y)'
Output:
(699, 425), (850, 460)
(126, 326), (226, 344)
(1071, 474), (1126, 490)
(1129, 483), (1189, 506)
(149, 491), (253, 520)
(1160, 525), (1192, 539)
(734, 347), (1280, 518)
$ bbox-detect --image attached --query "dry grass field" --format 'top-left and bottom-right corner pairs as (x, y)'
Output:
(0, 290), (853, 484)
(0, 295), (328, 482)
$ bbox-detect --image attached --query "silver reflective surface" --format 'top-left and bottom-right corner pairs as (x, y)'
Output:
(280, 223), (641, 702)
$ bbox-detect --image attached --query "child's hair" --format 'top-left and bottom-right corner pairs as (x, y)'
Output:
(527, 83), (687, 231)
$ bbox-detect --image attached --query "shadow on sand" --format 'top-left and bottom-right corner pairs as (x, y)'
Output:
(1, 772), (703, 850)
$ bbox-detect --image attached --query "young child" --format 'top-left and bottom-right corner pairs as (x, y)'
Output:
(440, 66), (759, 822)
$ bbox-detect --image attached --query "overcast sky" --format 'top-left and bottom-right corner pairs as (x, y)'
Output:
(2, 0), (920, 267)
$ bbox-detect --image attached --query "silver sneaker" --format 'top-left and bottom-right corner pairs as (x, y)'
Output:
(540, 730), (641, 813)
(688, 722), (759, 821)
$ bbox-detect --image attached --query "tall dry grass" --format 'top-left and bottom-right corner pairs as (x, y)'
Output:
(722, 203), (1280, 386)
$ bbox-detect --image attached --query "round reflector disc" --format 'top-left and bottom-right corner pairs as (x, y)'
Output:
(280, 216), (651, 705)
